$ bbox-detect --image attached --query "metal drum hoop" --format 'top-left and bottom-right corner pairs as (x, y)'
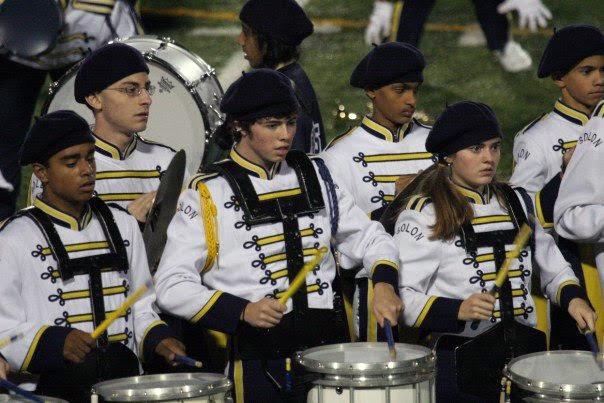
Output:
(297, 342), (436, 389)
(503, 350), (604, 400)
(91, 373), (232, 402)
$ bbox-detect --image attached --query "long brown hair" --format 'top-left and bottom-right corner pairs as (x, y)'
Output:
(393, 162), (506, 241)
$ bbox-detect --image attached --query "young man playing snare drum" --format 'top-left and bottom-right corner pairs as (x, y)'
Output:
(29, 43), (184, 225)
(0, 111), (184, 402)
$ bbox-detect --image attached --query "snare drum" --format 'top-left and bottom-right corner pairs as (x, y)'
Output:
(91, 373), (232, 402)
(44, 36), (225, 175)
(297, 342), (436, 403)
(504, 350), (604, 402)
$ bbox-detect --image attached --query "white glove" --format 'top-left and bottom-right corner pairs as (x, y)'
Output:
(497, 0), (552, 33)
(365, 1), (394, 46)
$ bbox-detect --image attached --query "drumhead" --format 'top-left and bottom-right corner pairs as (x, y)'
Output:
(92, 373), (232, 401)
(504, 350), (604, 398)
(0, 395), (67, 403)
(44, 35), (224, 175)
(297, 342), (435, 376)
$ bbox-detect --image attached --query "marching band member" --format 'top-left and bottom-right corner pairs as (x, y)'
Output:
(154, 69), (403, 402)
(390, 101), (595, 402)
(236, 0), (325, 153)
(0, 111), (184, 401)
(555, 101), (604, 307)
(510, 24), (603, 349)
(0, 0), (142, 221)
(320, 42), (433, 341)
(29, 43), (182, 224)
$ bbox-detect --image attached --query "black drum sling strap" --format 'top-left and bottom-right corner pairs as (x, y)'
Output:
(455, 185), (546, 399)
(24, 197), (129, 346)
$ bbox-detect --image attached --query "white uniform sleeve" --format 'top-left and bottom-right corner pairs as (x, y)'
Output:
(554, 115), (604, 243)
(329, 174), (399, 287)
(154, 188), (248, 334)
(509, 134), (550, 193)
(395, 209), (465, 333)
(123, 213), (172, 361)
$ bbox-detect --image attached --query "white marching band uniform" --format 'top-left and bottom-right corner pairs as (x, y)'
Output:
(0, 197), (167, 372)
(8, 0), (140, 71)
(153, 149), (399, 331)
(555, 101), (604, 288)
(395, 184), (582, 337)
(321, 116), (434, 216)
(30, 134), (178, 210)
(320, 115), (433, 340)
(510, 100), (591, 194)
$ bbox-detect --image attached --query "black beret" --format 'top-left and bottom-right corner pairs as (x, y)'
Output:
(239, 0), (313, 46)
(221, 69), (298, 122)
(74, 43), (149, 104)
(426, 101), (502, 159)
(538, 24), (603, 78)
(20, 110), (95, 166)
(350, 42), (425, 89)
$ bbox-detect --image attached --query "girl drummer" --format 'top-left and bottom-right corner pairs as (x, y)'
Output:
(390, 101), (596, 402)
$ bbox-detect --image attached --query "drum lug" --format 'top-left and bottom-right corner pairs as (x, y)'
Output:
(160, 37), (175, 44)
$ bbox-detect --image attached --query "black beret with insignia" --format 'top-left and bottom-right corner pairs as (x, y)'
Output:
(239, 0), (313, 46)
(350, 42), (425, 89)
(538, 24), (603, 78)
(220, 69), (298, 122)
(20, 110), (94, 166)
(426, 101), (502, 159)
(75, 43), (149, 104)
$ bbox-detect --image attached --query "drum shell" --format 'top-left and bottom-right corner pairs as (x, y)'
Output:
(91, 373), (232, 402)
(504, 350), (604, 402)
(297, 342), (436, 403)
(0, 395), (67, 403)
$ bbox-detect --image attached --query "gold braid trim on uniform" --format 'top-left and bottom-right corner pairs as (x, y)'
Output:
(198, 182), (219, 273)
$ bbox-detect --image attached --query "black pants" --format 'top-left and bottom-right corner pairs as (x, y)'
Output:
(395, 0), (509, 51)
(0, 57), (71, 220)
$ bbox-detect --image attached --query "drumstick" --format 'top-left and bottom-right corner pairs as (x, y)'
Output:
(90, 280), (153, 340)
(0, 379), (43, 403)
(383, 318), (397, 361)
(470, 224), (532, 330)
(0, 332), (24, 349)
(174, 355), (203, 368)
(278, 247), (327, 305)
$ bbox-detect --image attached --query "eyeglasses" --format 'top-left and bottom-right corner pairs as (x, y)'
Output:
(106, 83), (155, 97)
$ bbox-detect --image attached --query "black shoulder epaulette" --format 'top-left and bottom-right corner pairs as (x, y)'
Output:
(187, 172), (221, 190)
(405, 195), (431, 212)
(0, 208), (31, 233)
(325, 127), (355, 149)
(137, 135), (177, 153)
(519, 112), (548, 136)
(106, 202), (130, 214)
(593, 101), (604, 118)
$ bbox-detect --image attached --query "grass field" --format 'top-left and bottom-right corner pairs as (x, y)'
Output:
(16, 0), (602, 209)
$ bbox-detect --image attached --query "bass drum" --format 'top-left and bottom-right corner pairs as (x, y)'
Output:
(43, 35), (225, 175)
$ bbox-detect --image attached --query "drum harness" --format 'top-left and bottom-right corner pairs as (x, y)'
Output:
(211, 151), (345, 397)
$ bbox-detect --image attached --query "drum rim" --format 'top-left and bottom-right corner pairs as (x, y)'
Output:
(91, 373), (232, 401)
(0, 395), (68, 403)
(296, 342), (436, 376)
(503, 350), (604, 398)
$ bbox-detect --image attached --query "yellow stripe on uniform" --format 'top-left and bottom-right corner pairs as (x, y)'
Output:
(389, 1), (404, 42)
(191, 291), (223, 323)
(362, 152), (433, 163)
(96, 170), (161, 180)
(198, 182), (219, 272)
(20, 326), (49, 373)
(98, 193), (143, 202)
(234, 359), (244, 403)
(258, 188), (302, 201)
(471, 215), (512, 225)
(413, 296), (438, 327)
